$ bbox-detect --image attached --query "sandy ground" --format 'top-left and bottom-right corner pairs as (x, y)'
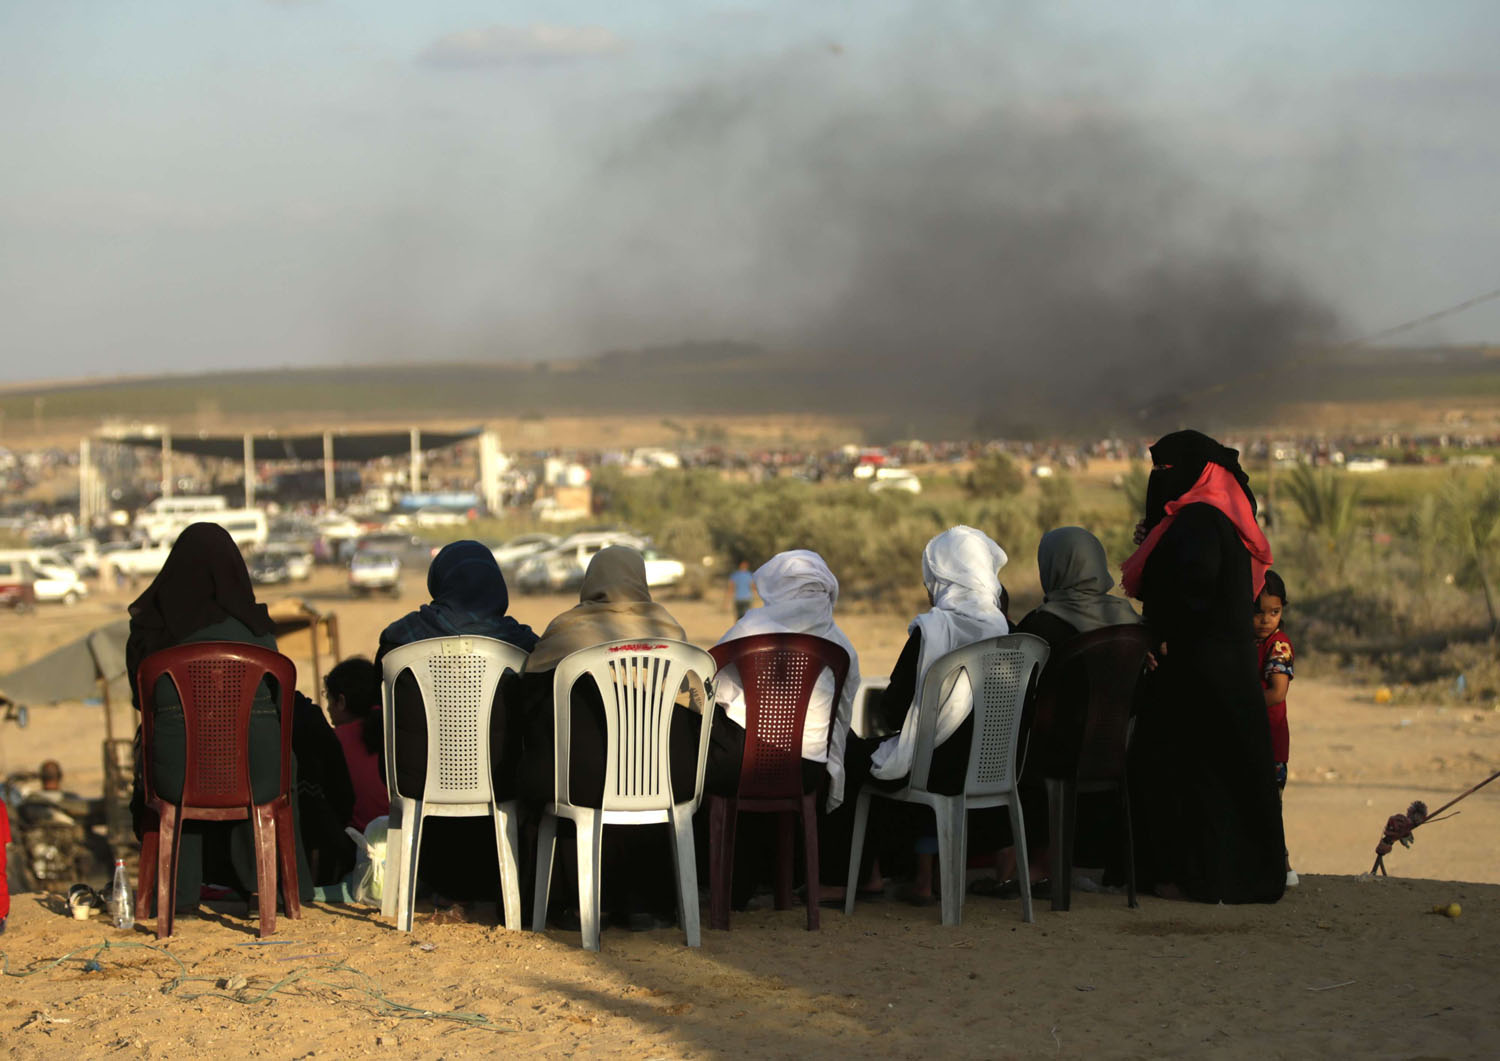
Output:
(4, 569), (1499, 1057)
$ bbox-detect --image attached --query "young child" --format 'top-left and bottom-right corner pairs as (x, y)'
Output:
(1254, 569), (1297, 888)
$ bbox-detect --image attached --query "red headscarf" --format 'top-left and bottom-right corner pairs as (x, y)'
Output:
(1120, 462), (1272, 600)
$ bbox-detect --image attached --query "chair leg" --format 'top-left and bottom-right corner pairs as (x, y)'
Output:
(1120, 780), (1138, 909)
(801, 791), (820, 931)
(573, 809), (604, 951)
(494, 801), (523, 931)
(397, 804), (425, 933)
(670, 805), (701, 948)
(158, 804), (181, 939)
(275, 801), (301, 921)
(1046, 777), (1078, 913)
(708, 795), (737, 931)
(532, 812), (558, 933)
(934, 798), (966, 927)
(843, 789), (872, 916)
(1010, 797), (1034, 924)
(251, 804), (278, 938)
(136, 828), (158, 921)
(774, 811), (796, 911)
(381, 801), (403, 920)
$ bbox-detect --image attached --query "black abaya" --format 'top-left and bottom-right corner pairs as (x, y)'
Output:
(1129, 503), (1286, 904)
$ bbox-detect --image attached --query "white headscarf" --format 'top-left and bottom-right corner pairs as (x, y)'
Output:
(713, 550), (862, 810)
(871, 526), (1012, 781)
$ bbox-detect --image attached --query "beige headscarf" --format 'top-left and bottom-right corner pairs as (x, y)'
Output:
(523, 546), (686, 673)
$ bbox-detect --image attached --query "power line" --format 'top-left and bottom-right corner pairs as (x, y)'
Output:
(1345, 284), (1500, 348)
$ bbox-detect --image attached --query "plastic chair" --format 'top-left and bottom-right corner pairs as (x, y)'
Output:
(134, 641), (300, 939)
(531, 638), (716, 951)
(844, 633), (1049, 926)
(706, 633), (851, 931)
(380, 636), (529, 932)
(1022, 624), (1152, 911)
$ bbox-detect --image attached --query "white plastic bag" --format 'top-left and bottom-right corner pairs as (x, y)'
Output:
(344, 815), (389, 905)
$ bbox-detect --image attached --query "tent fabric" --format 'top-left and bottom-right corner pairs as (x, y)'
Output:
(0, 619), (132, 708)
(104, 428), (482, 463)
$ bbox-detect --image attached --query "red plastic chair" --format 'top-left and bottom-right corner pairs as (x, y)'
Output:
(707, 633), (850, 931)
(1021, 624), (1152, 911)
(134, 641), (301, 938)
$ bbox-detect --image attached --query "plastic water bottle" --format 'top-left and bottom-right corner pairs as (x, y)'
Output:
(110, 859), (134, 931)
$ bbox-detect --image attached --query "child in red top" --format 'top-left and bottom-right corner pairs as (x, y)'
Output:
(1253, 569), (1296, 887)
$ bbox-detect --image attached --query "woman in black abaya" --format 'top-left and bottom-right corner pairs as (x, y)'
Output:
(1121, 431), (1285, 904)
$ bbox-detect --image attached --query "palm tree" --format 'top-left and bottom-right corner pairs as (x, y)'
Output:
(1437, 476), (1500, 633)
(1281, 465), (1361, 578)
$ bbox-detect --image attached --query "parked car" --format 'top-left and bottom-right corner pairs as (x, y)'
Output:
(261, 541), (314, 581)
(514, 533), (684, 594)
(103, 541), (174, 579)
(249, 551), (292, 586)
(349, 551), (402, 597)
(490, 533), (560, 572)
(0, 550), (87, 604)
(0, 559), (37, 611)
(868, 468), (922, 494)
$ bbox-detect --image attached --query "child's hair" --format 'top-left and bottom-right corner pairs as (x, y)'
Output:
(1261, 569), (1288, 606)
(325, 656), (382, 756)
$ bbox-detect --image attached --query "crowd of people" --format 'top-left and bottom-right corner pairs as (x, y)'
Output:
(121, 429), (1297, 932)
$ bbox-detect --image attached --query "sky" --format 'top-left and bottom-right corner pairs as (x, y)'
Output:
(1, 0), (1497, 385)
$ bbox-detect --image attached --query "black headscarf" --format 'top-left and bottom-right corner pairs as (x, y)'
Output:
(378, 540), (537, 653)
(126, 522), (275, 705)
(1145, 430), (1257, 528)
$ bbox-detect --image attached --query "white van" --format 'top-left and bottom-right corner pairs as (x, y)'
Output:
(135, 496), (228, 542)
(140, 508), (269, 549)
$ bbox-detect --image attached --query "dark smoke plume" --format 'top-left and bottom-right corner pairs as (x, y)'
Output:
(549, 33), (1340, 433)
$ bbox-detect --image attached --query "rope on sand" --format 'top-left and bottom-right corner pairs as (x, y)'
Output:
(1369, 768), (1500, 876)
(0, 939), (508, 1031)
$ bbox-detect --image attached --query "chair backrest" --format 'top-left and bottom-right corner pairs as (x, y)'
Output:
(908, 633), (1049, 797)
(1025, 624), (1152, 784)
(137, 641), (296, 809)
(709, 633), (851, 800)
(381, 636), (529, 806)
(551, 638), (716, 812)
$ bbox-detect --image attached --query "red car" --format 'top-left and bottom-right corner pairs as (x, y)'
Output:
(0, 559), (37, 611)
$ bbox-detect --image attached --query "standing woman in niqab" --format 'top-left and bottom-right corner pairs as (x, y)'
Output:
(517, 546), (701, 929)
(376, 539), (537, 903)
(126, 522), (303, 907)
(1121, 430), (1285, 904)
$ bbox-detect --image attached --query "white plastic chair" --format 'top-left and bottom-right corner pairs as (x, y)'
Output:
(530, 638), (716, 951)
(380, 636), (529, 932)
(844, 633), (1049, 926)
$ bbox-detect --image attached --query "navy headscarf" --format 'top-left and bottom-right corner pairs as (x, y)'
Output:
(377, 540), (537, 656)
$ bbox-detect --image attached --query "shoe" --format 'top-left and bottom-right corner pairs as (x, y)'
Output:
(1285, 869), (1299, 888)
(967, 877), (1014, 899)
(549, 907), (582, 932)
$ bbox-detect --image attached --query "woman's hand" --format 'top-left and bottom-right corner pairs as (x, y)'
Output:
(1133, 520), (1149, 546)
(1145, 642), (1167, 671)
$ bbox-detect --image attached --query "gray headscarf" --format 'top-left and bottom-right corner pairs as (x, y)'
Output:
(522, 546), (686, 672)
(1033, 527), (1142, 634)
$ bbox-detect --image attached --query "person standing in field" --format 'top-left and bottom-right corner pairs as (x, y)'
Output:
(726, 560), (754, 619)
(1122, 431), (1285, 904)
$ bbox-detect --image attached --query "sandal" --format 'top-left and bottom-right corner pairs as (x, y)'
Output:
(898, 885), (938, 907)
(968, 877), (1019, 899)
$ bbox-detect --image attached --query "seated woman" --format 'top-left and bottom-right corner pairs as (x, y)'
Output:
(706, 550), (861, 906)
(323, 656), (389, 832)
(517, 546), (703, 930)
(126, 522), (314, 909)
(821, 525), (1012, 902)
(971, 526), (1143, 898)
(708, 550), (862, 801)
(376, 540), (537, 903)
